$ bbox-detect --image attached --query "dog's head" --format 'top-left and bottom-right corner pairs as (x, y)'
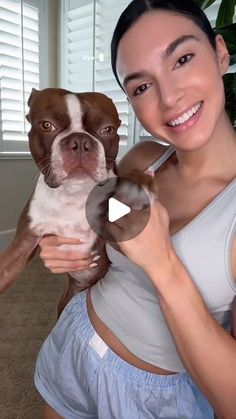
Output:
(26, 88), (121, 188)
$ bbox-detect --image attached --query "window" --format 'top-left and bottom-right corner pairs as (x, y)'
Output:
(0, 0), (48, 154)
(60, 0), (134, 158)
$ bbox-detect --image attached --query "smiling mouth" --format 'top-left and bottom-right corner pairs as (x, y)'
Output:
(167, 102), (203, 127)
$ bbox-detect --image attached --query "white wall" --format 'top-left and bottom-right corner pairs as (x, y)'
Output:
(0, 159), (39, 249)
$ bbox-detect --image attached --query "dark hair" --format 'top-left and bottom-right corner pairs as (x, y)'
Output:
(111, 0), (216, 89)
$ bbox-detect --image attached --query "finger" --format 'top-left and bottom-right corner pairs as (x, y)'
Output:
(40, 249), (95, 261)
(44, 262), (98, 273)
(146, 169), (155, 178)
(40, 235), (85, 248)
(106, 207), (150, 239)
(49, 264), (98, 274)
(43, 257), (96, 270)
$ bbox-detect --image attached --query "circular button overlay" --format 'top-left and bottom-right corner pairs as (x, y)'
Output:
(85, 176), (151, 242)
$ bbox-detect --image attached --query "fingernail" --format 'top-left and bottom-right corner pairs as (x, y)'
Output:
(93, 255), (101, 261)
(91, 250), (97, 255)
(147, 170), (155, 178)
(90, 262), (97, 268)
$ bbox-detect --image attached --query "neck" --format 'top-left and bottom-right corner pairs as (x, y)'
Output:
(175, 112), (236, 182)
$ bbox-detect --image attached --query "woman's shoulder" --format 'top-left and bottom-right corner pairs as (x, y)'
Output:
(117, 140), (168, 176)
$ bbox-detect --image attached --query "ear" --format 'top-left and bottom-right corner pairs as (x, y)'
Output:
(215, 34), (230, 75)
(27, 88), (38, 107)
(25, 113), (30, 123)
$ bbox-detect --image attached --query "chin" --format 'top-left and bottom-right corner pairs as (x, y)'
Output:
(174, 116), (221, 151)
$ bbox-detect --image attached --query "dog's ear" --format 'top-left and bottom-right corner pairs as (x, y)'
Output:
(27, 88), (38, 107)
(26, 88), (39, 123)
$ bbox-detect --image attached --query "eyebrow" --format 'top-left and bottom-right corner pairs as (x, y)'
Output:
(162, 34), (199, 60)
(123, 34), (199, 89)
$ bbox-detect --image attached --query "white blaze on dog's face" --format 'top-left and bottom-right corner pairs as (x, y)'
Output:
(51, 94), (108, 186)
(26, 88), (121, 188)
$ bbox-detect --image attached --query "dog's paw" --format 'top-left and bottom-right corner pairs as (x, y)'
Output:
(114, 169), (158, 210)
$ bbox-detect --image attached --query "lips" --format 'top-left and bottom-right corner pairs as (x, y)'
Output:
(167, 102), (203, 127)
(165, 101), (203, 133)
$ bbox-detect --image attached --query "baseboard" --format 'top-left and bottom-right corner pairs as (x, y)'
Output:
(0, 229), (16, 250)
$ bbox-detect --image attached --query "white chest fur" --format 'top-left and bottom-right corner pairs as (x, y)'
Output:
(29, 174), (98, 256)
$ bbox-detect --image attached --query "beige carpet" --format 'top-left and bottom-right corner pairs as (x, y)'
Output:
(0, 255), (67, 419)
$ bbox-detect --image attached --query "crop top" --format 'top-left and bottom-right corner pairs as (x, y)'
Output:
(91, 146), (236, 372)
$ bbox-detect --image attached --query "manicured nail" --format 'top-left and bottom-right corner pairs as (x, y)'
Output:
(90, 262), (97, 268)
(93, 255), (101, 261)
(146, 170), (155, 177)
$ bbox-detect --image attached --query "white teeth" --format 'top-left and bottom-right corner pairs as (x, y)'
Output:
(168, 102), (201, 127)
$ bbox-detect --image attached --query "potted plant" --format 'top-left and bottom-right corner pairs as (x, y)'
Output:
(194, 0), (236, 128)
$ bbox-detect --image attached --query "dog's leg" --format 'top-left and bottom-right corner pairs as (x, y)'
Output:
(57, 275), (81, 317)
(0, 196), (40, 293)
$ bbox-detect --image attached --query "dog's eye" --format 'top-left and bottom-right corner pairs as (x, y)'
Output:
(38, 121), (56, 132)
(100, 126), (115, 135)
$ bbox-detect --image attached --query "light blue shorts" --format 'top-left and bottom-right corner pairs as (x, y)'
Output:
(34, 291), (214, 419)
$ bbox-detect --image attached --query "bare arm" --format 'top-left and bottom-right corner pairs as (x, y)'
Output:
(150, 254), (236, 419)
(0, 197), (40, 293)
(118, 200), (236, 419)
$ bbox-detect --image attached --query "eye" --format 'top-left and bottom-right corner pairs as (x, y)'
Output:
(38, 121), (56, 132)
(100, 126), (115, 135)
(133, 83), (151, 97)
(175, 53), (194, 68)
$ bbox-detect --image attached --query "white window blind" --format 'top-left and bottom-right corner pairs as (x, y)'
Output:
(61, 0), (133, 157)
(61, 0), (94, 92)
(94, 0), (133, 154)
(0, 0), (44, 153)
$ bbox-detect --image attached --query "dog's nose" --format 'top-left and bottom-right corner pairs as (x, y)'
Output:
(67, 134), (95, 152)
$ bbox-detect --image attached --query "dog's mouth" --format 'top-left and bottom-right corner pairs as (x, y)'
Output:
(45, 158), (108, 189)
(42, 134), (111, 188)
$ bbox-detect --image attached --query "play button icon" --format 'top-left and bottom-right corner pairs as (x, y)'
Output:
(108, 197), (131, 222)
(85, 176), (151, 242)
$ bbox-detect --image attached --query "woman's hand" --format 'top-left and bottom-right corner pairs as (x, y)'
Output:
(39, 235), (99, 274)
(115, 198), (174, 276)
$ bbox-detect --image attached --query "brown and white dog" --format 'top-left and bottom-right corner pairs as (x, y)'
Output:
(0, 87), (155, 315)
(25, 88), (121, 312)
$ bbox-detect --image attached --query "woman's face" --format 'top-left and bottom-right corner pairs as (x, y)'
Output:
(116, 11), (229, 150)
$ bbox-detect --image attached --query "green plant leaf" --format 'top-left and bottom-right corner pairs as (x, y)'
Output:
(223, 73), (236, 128)
(215, 0), (236, 27)
(193, 0), (217, 9)
(230, 54), (236, 66)
(215, 24), (236, 56)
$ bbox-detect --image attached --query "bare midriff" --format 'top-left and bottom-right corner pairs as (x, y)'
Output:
(87, 289), (177, 375)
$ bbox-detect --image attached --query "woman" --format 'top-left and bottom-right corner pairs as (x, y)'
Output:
(35, 0), (236, 418)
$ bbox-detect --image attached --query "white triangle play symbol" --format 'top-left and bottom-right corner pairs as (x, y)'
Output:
(108, 197), (131, 222)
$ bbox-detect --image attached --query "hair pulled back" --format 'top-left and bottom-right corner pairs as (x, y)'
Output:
(111, 0), (216, 89)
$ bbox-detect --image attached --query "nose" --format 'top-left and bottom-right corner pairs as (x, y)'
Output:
(158, 77), (184, 109)
(66, 134), (95, 153)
